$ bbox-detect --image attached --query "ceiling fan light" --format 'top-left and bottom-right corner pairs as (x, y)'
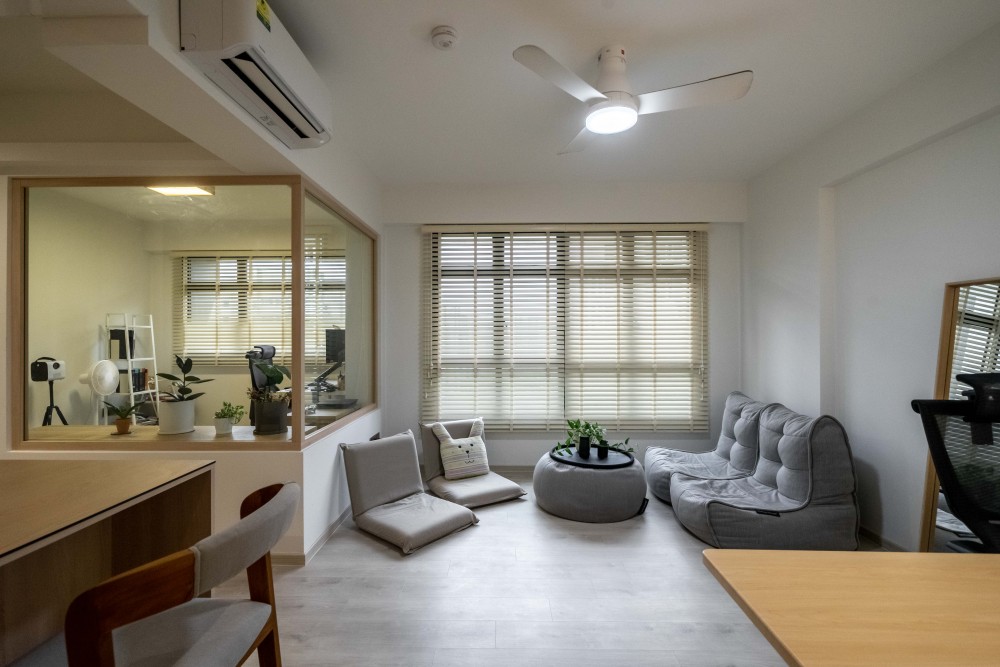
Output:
(586, 105), (638, 134)
(585, 93), (638, 135)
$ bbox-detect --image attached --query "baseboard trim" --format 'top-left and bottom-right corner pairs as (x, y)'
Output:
(859, 526), (905, 552)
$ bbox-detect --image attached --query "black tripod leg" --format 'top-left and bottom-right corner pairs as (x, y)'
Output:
(42, 405), (53, 426)
(53, 405), (68, 426)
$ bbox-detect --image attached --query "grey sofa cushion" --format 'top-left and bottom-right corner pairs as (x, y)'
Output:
(427, 471), (526, 508)
(645, 391), (769, 501)
(420, 419), (526, 508)
(341, 430), (424, 517)
(355, 492), (478, 554)
(670, 404), (860, 550)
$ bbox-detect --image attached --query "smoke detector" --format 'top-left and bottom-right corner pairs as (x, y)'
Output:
(431, 25), (457, 50)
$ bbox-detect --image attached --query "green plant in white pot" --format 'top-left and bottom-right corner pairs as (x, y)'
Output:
(247, 361), (291, 435)
(213, 402), (245, 436)
(156, 355), (213, 435)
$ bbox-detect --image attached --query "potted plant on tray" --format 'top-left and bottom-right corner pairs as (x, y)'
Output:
(213, 402), (246, 436)
(103, 400), (145, 435)
(156, 355), (213, 435)
(556, 419), (606, 459)
(248, 361), (291, 435)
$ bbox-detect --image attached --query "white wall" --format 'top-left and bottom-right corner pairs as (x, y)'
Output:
(26, 190), (152, 426)
(743, 22), (1000, 549)
(382, 182), (747, 467)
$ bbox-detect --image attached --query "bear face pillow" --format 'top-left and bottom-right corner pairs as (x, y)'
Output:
(431, 419), (489, 480)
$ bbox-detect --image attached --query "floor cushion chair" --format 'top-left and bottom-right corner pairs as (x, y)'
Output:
(341, 431), (478, 554)
(670, 403), (860, 550)
(419, 419), (526, 508)
(644, 391), (770, 502)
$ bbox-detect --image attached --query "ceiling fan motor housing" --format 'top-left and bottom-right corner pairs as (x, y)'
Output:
(596, 45), (633, 96)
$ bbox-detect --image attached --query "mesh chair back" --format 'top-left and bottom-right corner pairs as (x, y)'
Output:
(913, 400), (1000, 552)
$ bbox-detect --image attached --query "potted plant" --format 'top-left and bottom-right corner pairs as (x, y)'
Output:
(557, 419), (606, 459)
(213, 402), (246, 436)
(103, 400), (145, 435)
(247, 361), (291, 435)
(156, 355), (213, 435)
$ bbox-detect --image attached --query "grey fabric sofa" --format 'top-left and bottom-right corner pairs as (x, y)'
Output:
(644, 391), (770, 501)
(669, 402), (860, 550)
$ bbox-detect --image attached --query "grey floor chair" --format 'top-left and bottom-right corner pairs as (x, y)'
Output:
(341, 430), (478, 554)
(670, 403), (860, 550)
(62, 482), (300, 667)
(420, 419), (526, 508)
(644, 391), (770, 502)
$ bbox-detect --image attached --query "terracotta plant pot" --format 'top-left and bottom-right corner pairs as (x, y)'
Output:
(115, 418), (131, 435)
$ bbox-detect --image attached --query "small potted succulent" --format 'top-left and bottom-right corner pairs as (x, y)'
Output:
(247, 361), (291, 435)
(213, 402), (246, 436)
(156, 355), (213, 435)
(103, 400), (145, 435)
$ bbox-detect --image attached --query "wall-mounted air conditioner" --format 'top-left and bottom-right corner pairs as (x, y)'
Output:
(180, 0), (331, 149)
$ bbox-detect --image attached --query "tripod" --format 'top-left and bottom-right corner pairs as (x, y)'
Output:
(42, 379), (68, 426)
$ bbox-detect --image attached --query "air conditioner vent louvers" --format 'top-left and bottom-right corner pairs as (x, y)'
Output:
(222, 51), (323, 140)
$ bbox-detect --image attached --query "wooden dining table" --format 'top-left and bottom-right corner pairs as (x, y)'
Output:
(704, 548), (1000, 666)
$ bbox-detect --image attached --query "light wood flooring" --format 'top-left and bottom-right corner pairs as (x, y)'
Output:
(223, 470), (786, 666)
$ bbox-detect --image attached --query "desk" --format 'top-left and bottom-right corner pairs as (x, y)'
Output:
(703, 549), (1000, 666)
(0, 459), (213, 664)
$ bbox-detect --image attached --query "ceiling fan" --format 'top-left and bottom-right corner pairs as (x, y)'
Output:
(513, 44), (752, 153)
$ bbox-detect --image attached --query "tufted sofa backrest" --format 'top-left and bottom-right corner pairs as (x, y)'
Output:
(714, 391), (771, 476)
(754, 404), (857, 504)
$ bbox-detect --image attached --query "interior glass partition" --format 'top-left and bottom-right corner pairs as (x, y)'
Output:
(16, 177), (376, 448)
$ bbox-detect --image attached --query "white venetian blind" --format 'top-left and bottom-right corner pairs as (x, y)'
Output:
(421, 226), (708, 431)
(173, 250), (345, 366)
(949, 282), (1000, 399)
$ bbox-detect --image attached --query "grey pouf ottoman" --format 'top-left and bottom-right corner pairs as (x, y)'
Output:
(533, 453), (647, 523)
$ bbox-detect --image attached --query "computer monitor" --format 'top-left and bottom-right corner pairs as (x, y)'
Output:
(325, 328), (345, 364)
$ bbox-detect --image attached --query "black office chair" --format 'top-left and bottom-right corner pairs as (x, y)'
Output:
(246, 345), (276, 425)
(912, 373), (1000, 553)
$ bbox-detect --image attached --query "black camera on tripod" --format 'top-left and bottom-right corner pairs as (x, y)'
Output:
(30, 358), (66, 382)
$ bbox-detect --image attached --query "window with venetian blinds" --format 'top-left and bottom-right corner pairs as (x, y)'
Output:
(421, 226), (708, 431)
(172, 250), (345, 366)
(949, 282), (1000, 399)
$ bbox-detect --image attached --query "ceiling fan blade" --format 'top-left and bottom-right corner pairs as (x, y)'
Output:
(558, 127), (595, 155)
(637, 70), (753, 116)
(514, 45), (607, 104)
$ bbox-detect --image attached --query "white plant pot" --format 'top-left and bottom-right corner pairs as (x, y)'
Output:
(159, 400), (196, 435)
(214, 417), (233, 436)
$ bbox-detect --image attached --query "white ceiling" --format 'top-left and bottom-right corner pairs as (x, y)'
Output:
(267, 0), (1000, 186)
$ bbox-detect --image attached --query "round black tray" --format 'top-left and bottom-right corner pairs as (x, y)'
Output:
(549, 445), (635, 469)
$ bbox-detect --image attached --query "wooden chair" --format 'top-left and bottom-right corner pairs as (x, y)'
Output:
(64, 482), (300, 666)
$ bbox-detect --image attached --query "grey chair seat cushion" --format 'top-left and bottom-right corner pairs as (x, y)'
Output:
(427, 471), (526, 508)
(532, 454), (647, 523)
(645, 391), (770, 501)
(355, 492), (478, 554)
(113, 598), (272, 666)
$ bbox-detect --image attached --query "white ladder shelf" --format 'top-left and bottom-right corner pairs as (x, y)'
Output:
(104, 313), (160, 423)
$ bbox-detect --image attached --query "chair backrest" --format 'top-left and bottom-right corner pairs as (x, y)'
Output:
(191, 481), (300, 594)
(714, 392), (770, 475)
(752, 404), (857, 505)
(913, 398), (1000, 552)
(340, 430), (423, 516)
(246, 344), (277, 392)
(419, 418), (481, 481)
